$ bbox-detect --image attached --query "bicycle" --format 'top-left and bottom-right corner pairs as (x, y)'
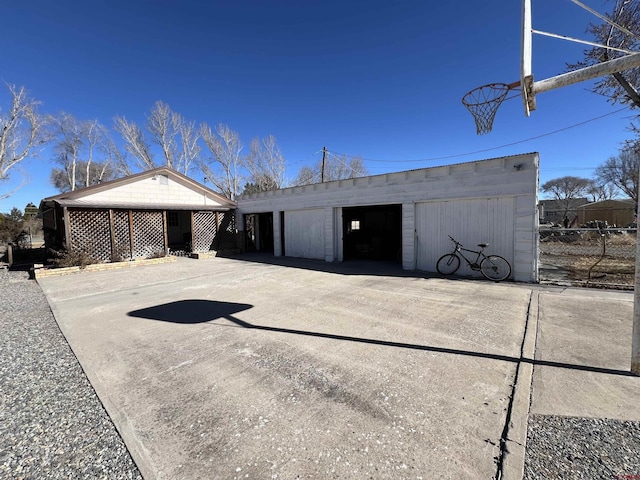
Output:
(436, 235), (511, 282)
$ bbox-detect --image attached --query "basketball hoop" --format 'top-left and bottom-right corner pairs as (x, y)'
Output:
(462, 82), (519, 135)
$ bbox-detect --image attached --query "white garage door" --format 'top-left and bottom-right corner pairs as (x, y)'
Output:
(415, 198), (515, 277)
(284, 209), (325, 260)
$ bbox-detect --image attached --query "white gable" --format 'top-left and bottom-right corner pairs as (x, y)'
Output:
(79, 174), (225, 207)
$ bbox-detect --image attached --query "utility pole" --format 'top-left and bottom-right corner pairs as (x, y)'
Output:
(321, 146), (327, 183)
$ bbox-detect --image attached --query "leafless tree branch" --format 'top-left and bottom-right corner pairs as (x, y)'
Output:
(199, 123), (244, 199)
(0, 83), (49, 197)
(113, 115), (155, 170)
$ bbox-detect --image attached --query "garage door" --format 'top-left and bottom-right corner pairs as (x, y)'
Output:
(284, 209), (325, 260)
(415, 198), (515, 277)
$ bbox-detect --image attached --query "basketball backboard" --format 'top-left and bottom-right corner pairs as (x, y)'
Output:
(521, 0), (534, 116)
(463, 0), (640, 134)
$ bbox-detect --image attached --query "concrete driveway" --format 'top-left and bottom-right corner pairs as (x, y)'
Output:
(38, 255), (536, 479)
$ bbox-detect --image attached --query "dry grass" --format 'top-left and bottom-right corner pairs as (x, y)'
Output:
(606, 232), (636, 246)
(541, 253), (634, 287)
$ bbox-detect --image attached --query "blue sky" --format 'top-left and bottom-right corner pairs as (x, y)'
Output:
(0, 0), (636, 213)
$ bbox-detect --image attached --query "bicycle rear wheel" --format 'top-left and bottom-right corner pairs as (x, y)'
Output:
(480, 255), (511, 281)
(436, 254), (461, 275)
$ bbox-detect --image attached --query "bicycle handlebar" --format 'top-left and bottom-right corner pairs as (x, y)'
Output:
(448, 235), (460, 245)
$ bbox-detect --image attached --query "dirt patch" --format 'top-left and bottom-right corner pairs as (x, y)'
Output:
(540, 253), (633, 288)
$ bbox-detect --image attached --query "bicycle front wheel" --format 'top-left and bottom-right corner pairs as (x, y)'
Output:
(436, 254), (461, 275)
(480, 255), (511, 282)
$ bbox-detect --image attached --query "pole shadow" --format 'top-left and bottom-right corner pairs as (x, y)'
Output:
(128, 300), (637, 377)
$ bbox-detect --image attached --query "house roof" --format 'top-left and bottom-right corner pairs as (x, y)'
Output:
(576, 198), (635, 209)
(538, 198), (589, 209)
(41, 167), (236, 210)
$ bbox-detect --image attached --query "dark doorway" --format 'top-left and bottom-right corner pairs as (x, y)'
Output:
(166, 210), (192, 251)
(245, 213), (274, 253)
(343, 205), (402, 261)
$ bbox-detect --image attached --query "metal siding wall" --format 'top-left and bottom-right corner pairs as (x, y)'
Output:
(415, 198), (516, 278)
(284, 209), (325, 260)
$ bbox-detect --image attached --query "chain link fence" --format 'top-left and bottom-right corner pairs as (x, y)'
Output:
(539, 227), (636, 288)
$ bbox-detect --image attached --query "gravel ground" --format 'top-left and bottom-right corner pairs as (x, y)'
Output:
(0, 268), (142, 480)
(524, 414), (640, 480)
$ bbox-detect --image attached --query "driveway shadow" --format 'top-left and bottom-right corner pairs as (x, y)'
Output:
(128, 299), (253, 324)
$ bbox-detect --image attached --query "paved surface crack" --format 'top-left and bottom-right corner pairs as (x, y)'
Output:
(495, 289), (534, 480)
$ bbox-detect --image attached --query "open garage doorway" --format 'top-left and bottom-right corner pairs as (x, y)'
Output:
(343, 205), (402, 262)
(244, 213), (274, 253)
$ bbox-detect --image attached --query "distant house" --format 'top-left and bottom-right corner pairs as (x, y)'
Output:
(24, 202), (39, 219)
(576, 198), (636, 227)
(40, 167), (237, 262)
(538, 198), (588, 224)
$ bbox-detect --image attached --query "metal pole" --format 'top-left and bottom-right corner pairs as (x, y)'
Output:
(321, 146), (327, 183)
(533, 53), (640, 95)
(633, 173), (640, 375)
(521, 0), (533, 115)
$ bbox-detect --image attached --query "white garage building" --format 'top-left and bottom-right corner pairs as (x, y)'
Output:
(237, 153), (539, 282)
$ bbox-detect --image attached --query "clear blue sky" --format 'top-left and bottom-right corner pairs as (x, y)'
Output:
(0, 0), (635, 213)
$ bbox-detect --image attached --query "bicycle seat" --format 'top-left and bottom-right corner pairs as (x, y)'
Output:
(477, 243), (488, 248)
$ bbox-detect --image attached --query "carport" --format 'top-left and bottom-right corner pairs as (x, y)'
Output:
(237, 153), (540, 282)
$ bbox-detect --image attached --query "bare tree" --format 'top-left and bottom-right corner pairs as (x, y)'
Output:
(177, 118), (201, 175)
(113, 115), (155, 171)
(83, 119), (113, 188)
(51, 112), (84, 191)
(199, 123), (244, 199)
(291, 152), (369, 186)
(116, 102), (200, 175)
(567, 0), (640, 108)
(292, 166), (317, 186)
(147, 101), (179, 170)
(104, 137), (131, 176)
(586, 177), (618, 201)
(541, 176), (592, 220)
(596, 148), (640, 201)
(0, 83), (49, 199)
(244, 135), (286, 191)
(50, 114), (115, 192)
(324, 154), (368, 182)
(50, 161), (115, 192)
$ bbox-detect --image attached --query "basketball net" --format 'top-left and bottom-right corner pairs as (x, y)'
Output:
(462, 83), (516, 135)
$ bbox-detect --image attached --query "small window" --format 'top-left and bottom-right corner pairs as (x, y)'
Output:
(350, 220), (360, 231)
(167, 212), (180, 227)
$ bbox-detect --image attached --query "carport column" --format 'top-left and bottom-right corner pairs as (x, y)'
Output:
(273, 211), (282, 257)
(324, 207), (334, 262)
(62, 206), (72, 250)
(401, 202), (416, 270)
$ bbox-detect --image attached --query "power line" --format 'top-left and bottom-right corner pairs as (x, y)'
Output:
(323, 106), (631, 164)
